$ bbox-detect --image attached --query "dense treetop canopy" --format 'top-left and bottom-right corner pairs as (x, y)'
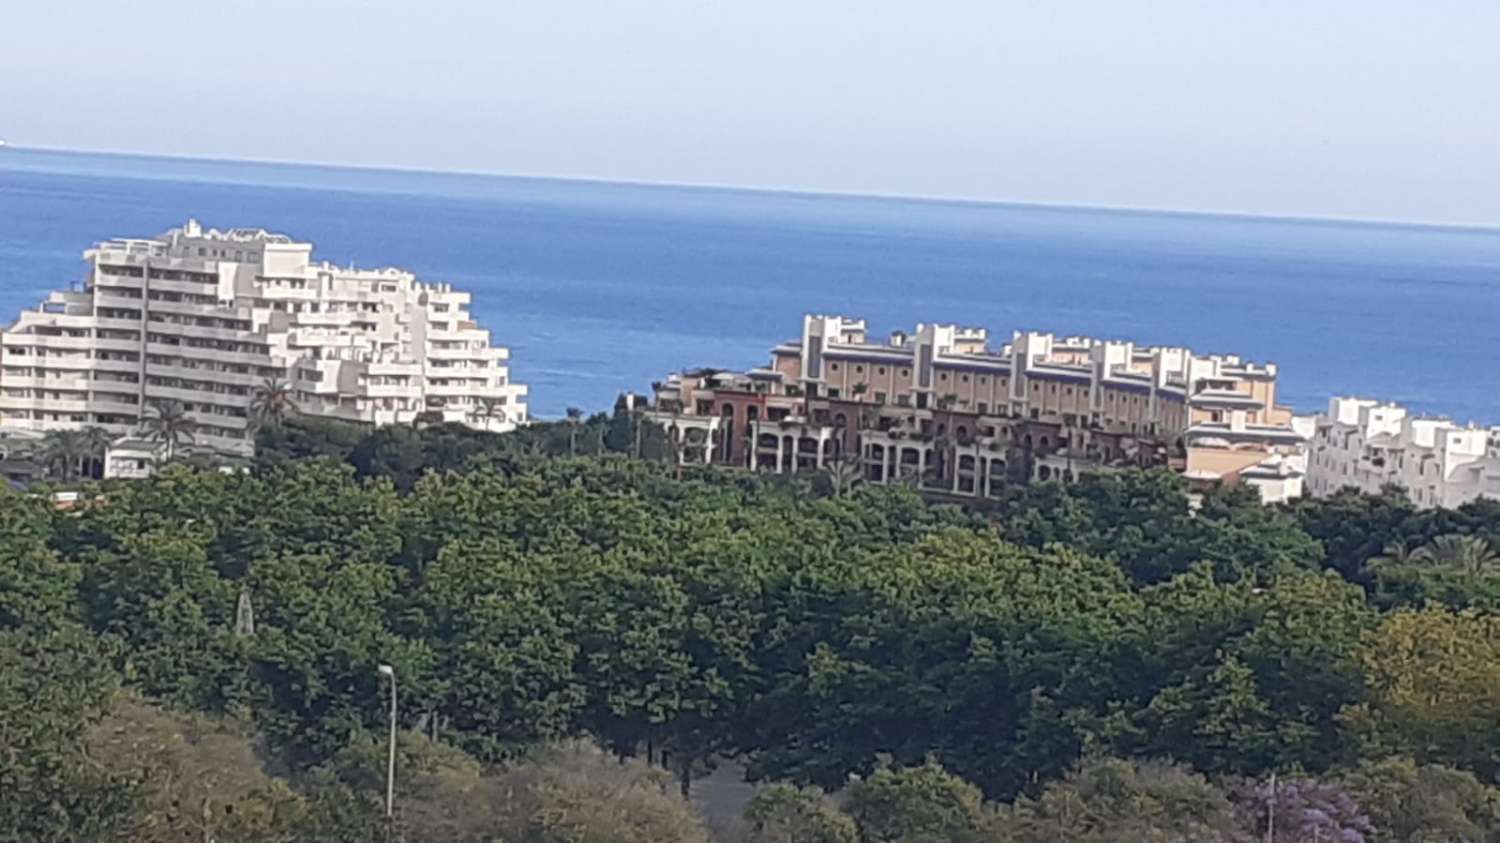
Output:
(3, 414), (1499, 840)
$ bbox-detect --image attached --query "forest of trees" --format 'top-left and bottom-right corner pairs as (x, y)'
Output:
(3, 412), (1500, 841)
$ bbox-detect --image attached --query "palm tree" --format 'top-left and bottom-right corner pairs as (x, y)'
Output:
(39, 430), (88, 482)
(823, 449), (864, 497)
(565, 406), (585, 456)
(80, 426), (113, 479)
(1411, 534), (1500, 575)
(925, 432), (954, 490)
(142, 398), (198, 461)
(1366, 539), (1419, 572)
(250, 377), (297, 431)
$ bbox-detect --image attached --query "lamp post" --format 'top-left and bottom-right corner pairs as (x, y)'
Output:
(377, 664), (396, 818)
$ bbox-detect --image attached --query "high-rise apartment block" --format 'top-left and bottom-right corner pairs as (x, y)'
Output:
(0, 221), (528, 463)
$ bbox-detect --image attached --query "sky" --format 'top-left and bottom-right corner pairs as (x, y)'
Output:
(3, 1), (1499, 225)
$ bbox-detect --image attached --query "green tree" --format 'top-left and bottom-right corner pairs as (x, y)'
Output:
(80, 425), (113, 479)
(246, 550), (432, 760)
(1344, 607), (1500, 779)
(1340, 756), (1500, 842)
(1282, 485), (1416, 582)
(142, 398), (198, 461)
(39, 428), (89, 482)
(844, 759), (992, 843)
(0, 489), (79, 631)
(412, 540), (585, 758)
(1411, 533), (1500, 574)
(742, 784), (859, 843)
(250, 375), (298, 431)
(1130, 570), (1371, 776)
(0, 626), (138, 842)
(999, 757), (1240, 842)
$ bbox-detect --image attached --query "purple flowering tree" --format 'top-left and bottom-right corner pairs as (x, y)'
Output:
(1235, 777), (1376, 843)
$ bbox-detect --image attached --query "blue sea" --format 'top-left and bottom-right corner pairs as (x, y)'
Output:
(2, 147), (1498, 422)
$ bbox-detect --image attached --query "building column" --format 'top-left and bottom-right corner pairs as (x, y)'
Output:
(774, 433), (784, 474)
(885, 443), (895, 483)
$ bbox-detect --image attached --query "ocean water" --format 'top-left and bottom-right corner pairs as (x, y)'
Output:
(2, 147), (1498, 422)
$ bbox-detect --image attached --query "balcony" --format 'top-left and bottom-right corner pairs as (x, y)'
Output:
(0, 396), (91, 414)
(144, 320), (255, 344)
(289, 311), (359, 328)
(94, 336), (147, 353)
(2, 333), (95, 351)
(147, 297), (249, 320)
(144, 361), (264, 387)
(361, 384), (422, 399)
(423, 382), (498, 398)
(93, 316), (145, 332)
(426, 345), (505, 361)
(2, 375), (92, 391)
(145, 342), (270, 367)
(88, 357), (144, 373)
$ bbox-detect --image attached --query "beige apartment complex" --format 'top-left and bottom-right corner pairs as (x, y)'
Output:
(646, 314), (1308, 502)
(1308, 397), (1500, 508)
(0, 220), (527, 466)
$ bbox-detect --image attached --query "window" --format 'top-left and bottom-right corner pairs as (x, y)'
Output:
(855, 365), (864, 374)
(877, 367), (886, 375)
(875, 391), (887, 404)
(939, 372), (948, 382)
(830, 363), (840, 372)
(961, 375), (969, 383)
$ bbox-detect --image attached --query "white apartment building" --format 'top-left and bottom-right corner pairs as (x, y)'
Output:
(0, 220), (528, 461)
(1307, 396), (1500, 508)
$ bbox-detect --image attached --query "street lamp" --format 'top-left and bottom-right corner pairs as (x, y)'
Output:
(377, 664), (396, 818)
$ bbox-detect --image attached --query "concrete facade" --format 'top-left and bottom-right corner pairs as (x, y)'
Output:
(646, 314), (1308, 501)
(1308, 396), (1500, 508)
(0, 220), (528, 457)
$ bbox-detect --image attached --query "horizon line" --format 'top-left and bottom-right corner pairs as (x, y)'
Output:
(6, 142), (1500, 234)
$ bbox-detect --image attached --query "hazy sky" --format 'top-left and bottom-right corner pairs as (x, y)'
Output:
(4, 1), (1499, 224)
